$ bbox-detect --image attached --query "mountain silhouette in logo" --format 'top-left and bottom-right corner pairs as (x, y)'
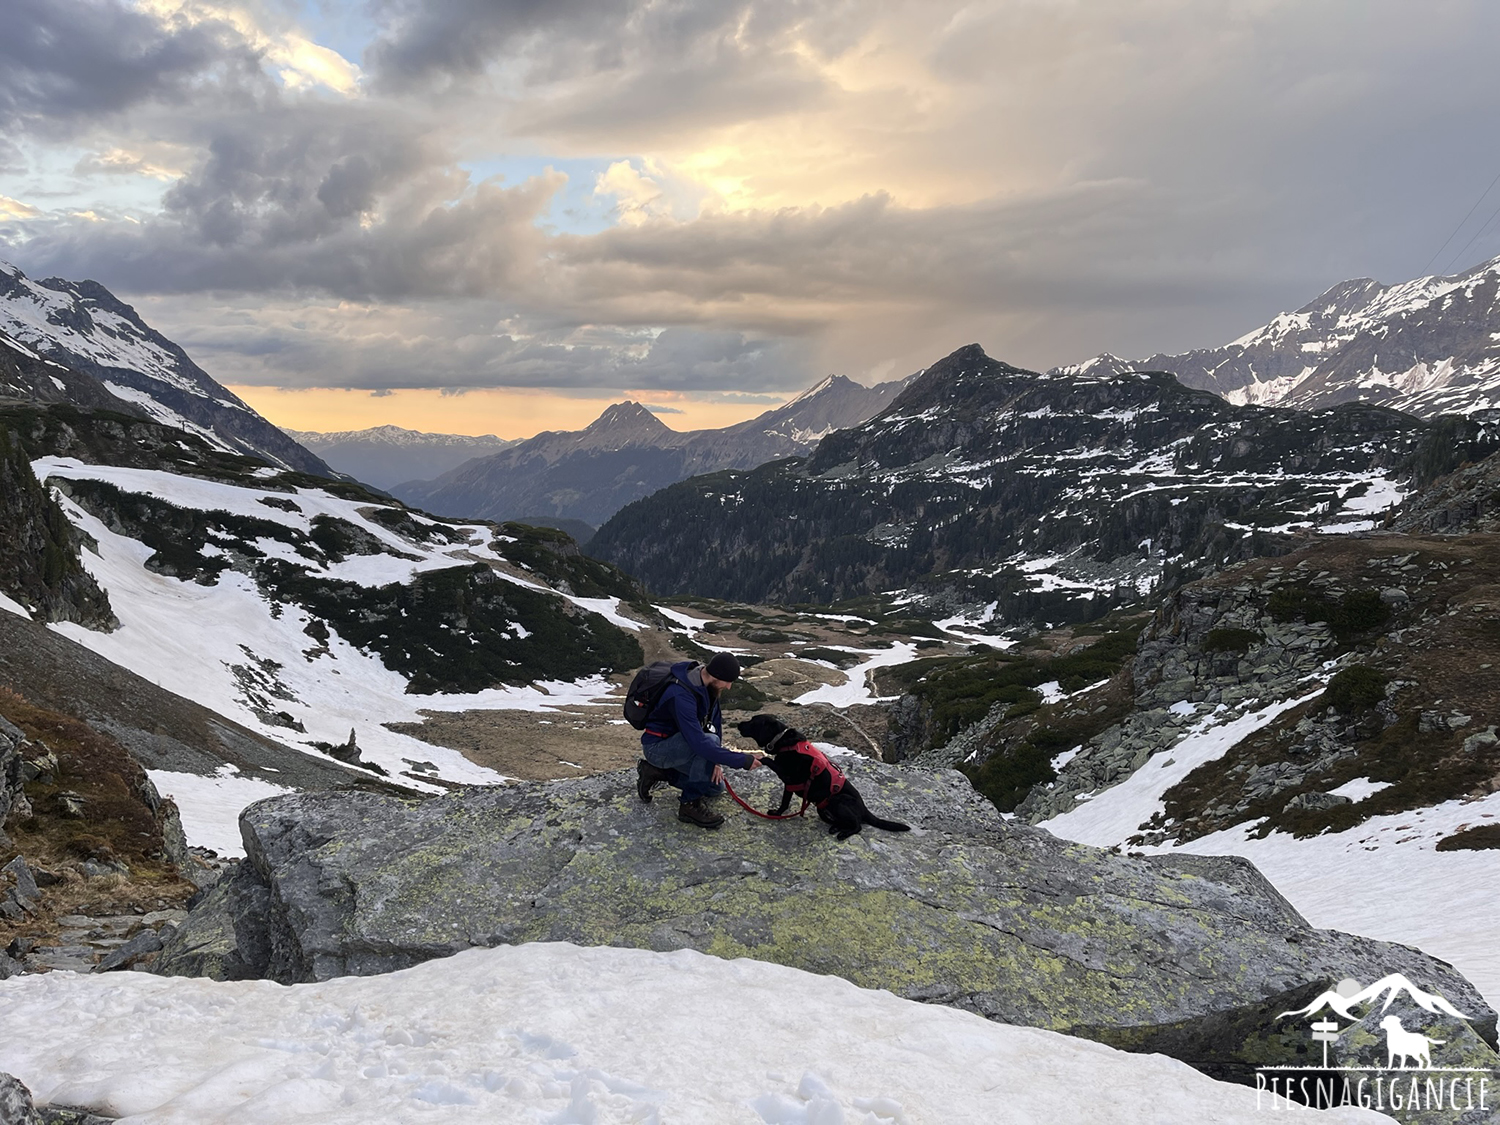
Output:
(1281, 973), (1471, 1024)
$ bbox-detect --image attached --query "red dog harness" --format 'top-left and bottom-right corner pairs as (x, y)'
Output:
(722, 740), (849, 820)
(782, 740), (846, 810)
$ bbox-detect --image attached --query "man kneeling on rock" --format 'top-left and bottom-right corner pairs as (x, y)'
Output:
(636, 653), (760, 828)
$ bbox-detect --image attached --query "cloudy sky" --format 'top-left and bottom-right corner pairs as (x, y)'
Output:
(4, 0), (1500, 436)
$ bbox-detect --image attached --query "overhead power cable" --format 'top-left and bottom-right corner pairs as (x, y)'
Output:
(1442, 189), (1500, 277)
(1422, 165), (1500, 278)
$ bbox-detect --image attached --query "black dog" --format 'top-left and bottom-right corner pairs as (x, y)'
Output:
(736, 714), (910, 840)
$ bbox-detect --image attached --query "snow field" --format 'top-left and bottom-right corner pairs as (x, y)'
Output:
(0, 589), (31, 618)
(793, 643), (918, 708)
(1160, 793), (1500, 1012)
(33, 460), (634, 791)
(1039, 688), (1500, 1009)
(1041, 689), (1324, 846)
(0, 943), (1392, 1125)
(145, 766), (294, 858)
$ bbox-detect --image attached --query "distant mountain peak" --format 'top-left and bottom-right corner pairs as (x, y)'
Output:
(1060, 254), (1500, 417)
(587, 400), (673, 436)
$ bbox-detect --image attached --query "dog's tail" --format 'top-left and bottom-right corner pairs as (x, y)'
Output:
(862, 814), (910, 833)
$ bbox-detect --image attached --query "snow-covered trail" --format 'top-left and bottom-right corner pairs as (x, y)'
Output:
(0, 943), (1390, 1125)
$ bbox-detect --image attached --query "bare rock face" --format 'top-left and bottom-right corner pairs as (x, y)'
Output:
(153, 761), (1497, 1085)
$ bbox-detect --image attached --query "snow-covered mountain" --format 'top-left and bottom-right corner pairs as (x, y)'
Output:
(282, 424), (517, 490)
(0, 259), (329, 474)
(0, 399), (651, 790)
(397, 373), (910, 527)
(591, 344), (1484, 622)
(1056, 254), (1500, 416)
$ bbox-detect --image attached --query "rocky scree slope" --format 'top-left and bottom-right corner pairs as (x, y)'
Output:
(1393, 446), (1500, 535)
(1057, 254), (1500, 417)
(2, 693), (197, 980)
(397, 374), (909, 528)
(591, 344), (1480, 622)
(0, 259), (329, 475)
(152, 761), (1497, 1087)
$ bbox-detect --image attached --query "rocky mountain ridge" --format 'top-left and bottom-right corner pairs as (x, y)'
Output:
(0, 260), (329, 475)
(589, 344), (1486, 624)
(1056, 254), (1500, 417)
(396, 374), (910, 528)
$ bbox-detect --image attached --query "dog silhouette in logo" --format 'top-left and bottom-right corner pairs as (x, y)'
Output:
(1379, 1015), (1445, 1069)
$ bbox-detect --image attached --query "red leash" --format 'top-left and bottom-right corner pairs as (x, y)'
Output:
(722, 775), (809, 820)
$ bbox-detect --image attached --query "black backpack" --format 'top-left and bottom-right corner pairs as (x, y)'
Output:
(623, 661), (699, 730)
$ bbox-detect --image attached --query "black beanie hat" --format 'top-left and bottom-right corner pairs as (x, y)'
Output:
(706, 653), (741, 682)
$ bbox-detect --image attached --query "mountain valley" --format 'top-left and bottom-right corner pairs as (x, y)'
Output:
(4, 267), (1500, 1124)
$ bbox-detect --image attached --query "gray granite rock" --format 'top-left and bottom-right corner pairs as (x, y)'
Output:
(153, 763), (1497, 1082)
(0, 1073), (38, 1125)
(93, 926), (165, 973)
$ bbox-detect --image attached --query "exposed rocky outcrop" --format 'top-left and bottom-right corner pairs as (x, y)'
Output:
(1010, 532), (1500, 848)
(1, 716), (27, 853)
(153, 762), (1496, 1083)
(1394, 448), (1500, 535)
(0, 1071), (113, 1125)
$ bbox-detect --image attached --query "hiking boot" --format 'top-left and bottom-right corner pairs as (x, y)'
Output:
(636, 759), (674, 802)
(677, 798), (725, 829)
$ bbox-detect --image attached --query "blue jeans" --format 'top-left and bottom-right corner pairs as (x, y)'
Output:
(643, 732), (725, 803)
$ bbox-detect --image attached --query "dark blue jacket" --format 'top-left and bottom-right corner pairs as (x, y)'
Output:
(641, 660), (752, 768)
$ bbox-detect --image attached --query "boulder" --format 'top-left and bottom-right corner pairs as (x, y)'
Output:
(93, 925), (167, 973)
(1284, 791), (1353, 812)
(154, 762), (1496, 1081)
(0, 1073), (37, 1125)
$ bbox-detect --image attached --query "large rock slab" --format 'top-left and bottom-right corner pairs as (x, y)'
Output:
(155, 761), (1496, 1079)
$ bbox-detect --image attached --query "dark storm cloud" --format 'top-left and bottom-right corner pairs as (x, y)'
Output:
(0, 0), (259, 135)
(165, 295), (812, 393)
(8, 0), (1500, 396)
(364, 0), (866, 91)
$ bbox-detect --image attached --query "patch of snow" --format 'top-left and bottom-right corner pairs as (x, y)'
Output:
(1052, 745), (1083, 771)
(100, 382), (232, 452)
(793, 643), (918, 707)
(567, 595), (646, 632)
(0, 334), (40, 359)
(146, 765), (294, 858)
(1041, 691), (1322, 846)
(1168, 701), (1196, 717)
(1159, 792), (1500, 1010)
(0, 589), (32, 619)
(0, 943), (1389, 1125)
(656, 605), (714, 634)
(1328, 777), (1396, 802)
(1037, 681), (1064, 704)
